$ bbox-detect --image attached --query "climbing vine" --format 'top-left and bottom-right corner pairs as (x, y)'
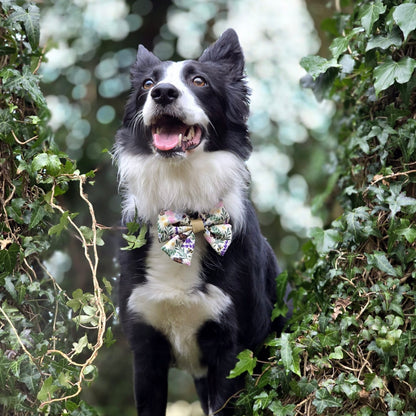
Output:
(0, 2), (113, 414)
(232, 0), (416, 415)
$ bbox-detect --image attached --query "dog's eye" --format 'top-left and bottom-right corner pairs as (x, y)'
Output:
(143, 79), (155, 90)
(192, 76), (207, 87)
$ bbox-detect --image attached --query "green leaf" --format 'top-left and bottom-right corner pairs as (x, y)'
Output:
(396, 226), (416, 243)
(280, 332), (301, 376)
(366, 27), (403, 51)
(272, 270), (289, 320)
(5, 276), (17, 300)
(0, 108), (13, 139)
(364, 373), (384, 390)
(32, 153), (62, 176)
(28, 203), (46, 229)
(121, 224), (148, 250)
(374, 57), (416, 95)
(73, 334), (89, 355)
(387, 192), (416, 218)
(57, 372), (72, 389)
(359, 0), (386, 34)
(268, 400), (296, 415)
(300, 55), (340, 80)
(37, 376), (58, 402)
(104, 327), (116, 348)
(9, 5), (40, 48)
(329, 346), (344, 360)
(79, 226), (105, 246)
(228, 349), (257, 378)
(393, 3), (416, 40)
(366, 251), (398, 277)
(329, 28), (363, 59)
(0, 243), (20, 273)
(310, 227), (341, 253)
(0, 66), (45, 105)
(49, 211), (78, 236)
(313, 388), (342, 413)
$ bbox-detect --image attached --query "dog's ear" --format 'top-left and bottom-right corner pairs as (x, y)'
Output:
(135, 44), (161, 67)
(198, 29), (245, 76)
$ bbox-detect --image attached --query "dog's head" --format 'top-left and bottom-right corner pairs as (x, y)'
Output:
(120, 29), (252, 160)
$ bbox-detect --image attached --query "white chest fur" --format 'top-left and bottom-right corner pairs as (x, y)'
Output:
(127, 231), (232, 377)
(116, 148), (249, 232)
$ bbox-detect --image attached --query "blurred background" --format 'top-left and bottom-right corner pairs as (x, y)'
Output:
(39, 0), (336, 414)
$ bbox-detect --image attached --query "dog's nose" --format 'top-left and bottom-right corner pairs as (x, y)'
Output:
(151, 83), (180, 106)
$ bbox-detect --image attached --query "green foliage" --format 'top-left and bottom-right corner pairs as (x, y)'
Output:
(234, 0), (416, 414)
(0, 1), (113, 414)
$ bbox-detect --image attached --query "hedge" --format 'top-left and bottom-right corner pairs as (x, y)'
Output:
(0, 2), (113, 414)
(233, 1), (416, 415)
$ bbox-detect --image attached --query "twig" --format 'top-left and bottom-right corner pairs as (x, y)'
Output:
(369, 169), (416, 186)
(39, 174), (107, 408)
(0, 305), (37, 365)
(12, 130), (39, 146)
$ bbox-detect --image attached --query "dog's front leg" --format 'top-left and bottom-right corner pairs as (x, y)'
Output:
(129, 322), (171, 416)
(197, 320), (244, 415)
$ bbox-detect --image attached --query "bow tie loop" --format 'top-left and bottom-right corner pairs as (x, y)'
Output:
(157, 202), (232, 266)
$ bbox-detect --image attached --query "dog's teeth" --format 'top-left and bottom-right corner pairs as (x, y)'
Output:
(189, 126), (194, 138)
(156, 127), (161, 134)
(178, 133), (182, 146)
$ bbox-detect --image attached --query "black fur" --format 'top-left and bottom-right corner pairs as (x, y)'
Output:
(116, 29), (288, 416)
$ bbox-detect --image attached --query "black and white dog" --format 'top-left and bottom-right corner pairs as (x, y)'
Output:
(115, 29), (287, 416)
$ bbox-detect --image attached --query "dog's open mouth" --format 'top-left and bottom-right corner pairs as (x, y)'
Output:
(151, 116), (203, 153)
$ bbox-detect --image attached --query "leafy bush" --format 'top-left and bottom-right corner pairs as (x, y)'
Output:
(0, 2), (113, 414)
(233, 0), (416, 415)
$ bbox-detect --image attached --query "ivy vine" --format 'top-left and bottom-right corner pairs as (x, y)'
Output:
(233, 0), (416, 415)
(0, 2), (113, 414)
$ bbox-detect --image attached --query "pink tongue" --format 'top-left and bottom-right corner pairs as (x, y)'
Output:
(153, 132), (180, 151)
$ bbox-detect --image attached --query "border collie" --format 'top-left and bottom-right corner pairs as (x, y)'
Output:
(115, 29), (287, 416)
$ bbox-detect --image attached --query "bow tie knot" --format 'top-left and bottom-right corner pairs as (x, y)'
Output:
(157, 202), (232, 266)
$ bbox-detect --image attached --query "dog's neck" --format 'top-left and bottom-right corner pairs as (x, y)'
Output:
(117, 148), (249, 234)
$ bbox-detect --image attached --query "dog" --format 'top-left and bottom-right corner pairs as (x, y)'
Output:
(115, 28), (288, 416)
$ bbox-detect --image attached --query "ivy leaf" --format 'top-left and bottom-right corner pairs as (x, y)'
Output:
(329, 28), (363, 60)
(393, 3), (416, 40)
(366, 251), (398, 277)
(329, 346), (344, 360)
(37, 376), (58, 402)
(0, 243), (20, 273)
(396, 226), (416, 244)
(31, 153), (62, 176)
(364, 373), (384, 390)
(272, 270), (289, 320)
(373, 57), (416, 95)
(366, 27), (403, 51)
(280, 332), (301, 376)
(0, 109), (13, 139)
(268, 400), (296, 415)
(9, 4), (40, 48)
(387, 192), (416, 218)
(300, 55), (340, 80)
(228, 349), (257, 378)
(28, 202), (46, 229)
(0, 66), (45, 105)
(345, 207), (372, 238)
(311, 227), (342, 253)
(359, 0), (386, 34)
(121, 224), (147, 250)
(313, 388), (342, 413)
(72, 334), (89, 355)
(48, 211), (78, 237)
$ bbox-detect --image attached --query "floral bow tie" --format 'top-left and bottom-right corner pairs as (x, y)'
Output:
(157, 202), (233, 266)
